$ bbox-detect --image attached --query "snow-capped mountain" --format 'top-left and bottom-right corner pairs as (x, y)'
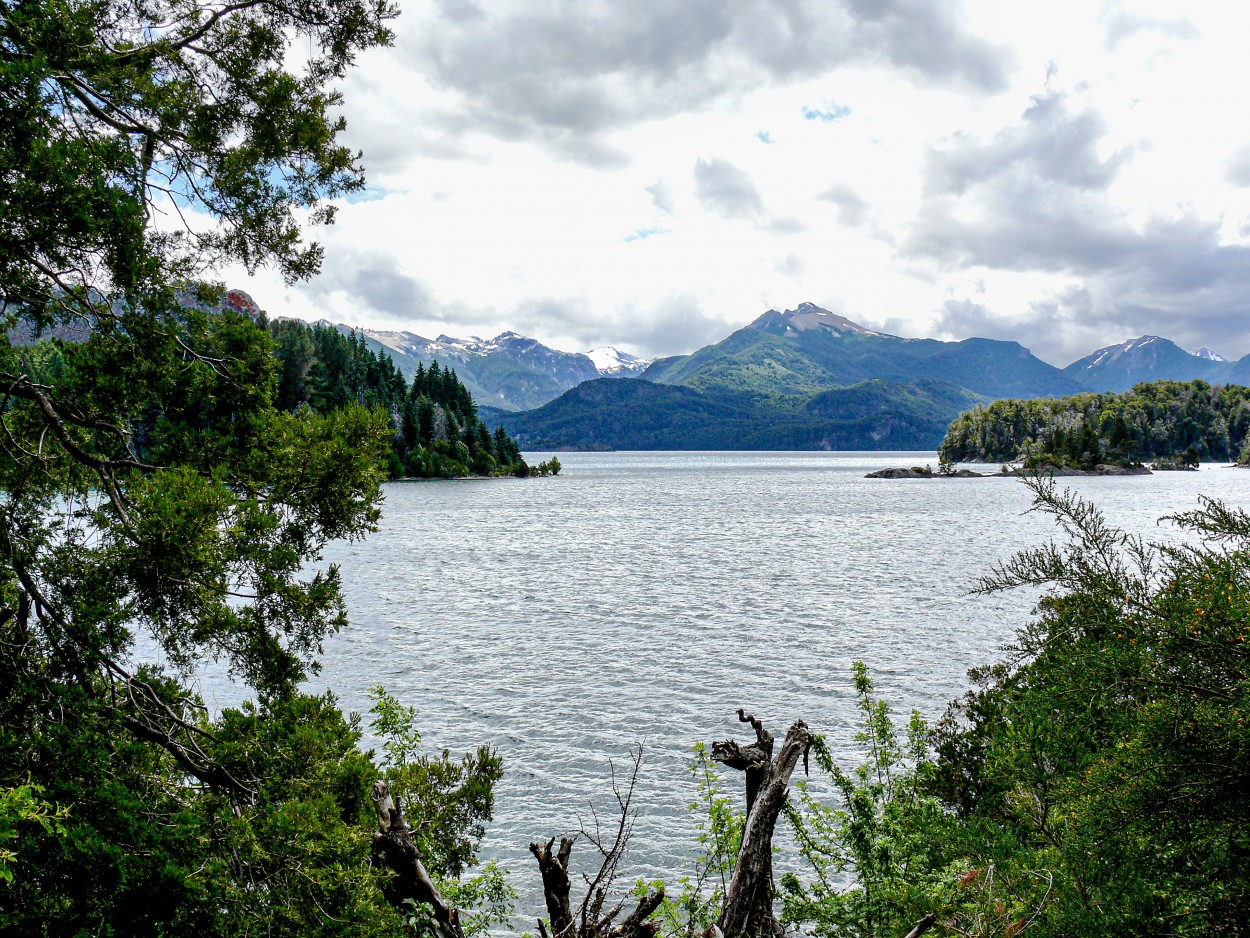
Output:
(744, 301), (886, 338)
(586, 346), (652, 376)
(1063, 335), (1239, 392)
(329, 325), (648, 411)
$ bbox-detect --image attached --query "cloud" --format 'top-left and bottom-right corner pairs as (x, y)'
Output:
(924, 92), (1131, 198)
(509, 293), (726, 358)
(905, 89), (1250, 361)
(1225, 144), (1250, 188)
(374, 0), (1011, 165)
(818, 183), (868, 227)
(1102, 6), (1200, 50)
(906, 93), (1137, 271)
(693, 158), (767, 220)
(755, 130), (775, 144)
(840, 0), (1013, 93)
(302, 249), (437, 320)
(645, 179), (676, 214)
(693, 158), (804, 233)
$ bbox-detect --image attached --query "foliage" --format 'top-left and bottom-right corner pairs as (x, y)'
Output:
(1, 0), (394, 314)
(0, 678), (407, 935)
(0, 781), (68, 883)
(268, 320), (529, 479)
(529, 457), (561, 476)
(367, 687), (511, 938)
(939, 379), (1250, 467)
(367, 687), (505, 880)
(780, 665), (964, 938)
(927, 479), (1250, 936)
(0, 0), (505, 931)
(765, 479), (1250, 938)
(497, 377), (985, 452)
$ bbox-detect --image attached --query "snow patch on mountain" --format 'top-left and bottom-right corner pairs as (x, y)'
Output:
(1190, 347), (1227, 362)
(586, 346), (652, 375)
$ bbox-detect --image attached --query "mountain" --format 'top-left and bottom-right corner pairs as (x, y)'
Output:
(642, 302), (1086, 405)
(1062, 335), (1250, 392)
(586, 346), (651, 376)
(486, 376), (986, 451)
(327, 326), (650, 411)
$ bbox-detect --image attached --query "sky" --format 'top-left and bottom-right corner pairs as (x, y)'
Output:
(216, 0), (1250, 366)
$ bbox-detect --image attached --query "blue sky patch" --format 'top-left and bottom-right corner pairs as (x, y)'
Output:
(756, 130), (774, 144)
(803, 101), (852, 122)
(624, 226), (670, 242)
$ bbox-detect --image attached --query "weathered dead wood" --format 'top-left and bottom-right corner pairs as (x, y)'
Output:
(530, 746), (664, 938)
(531, 836), (577, 938)
(529, 834), (665, 938)
(370, 780), (465, 938)
(712, 709), (773, 813)
(714, 713), (811, 938)
(903, 912), (937, 938)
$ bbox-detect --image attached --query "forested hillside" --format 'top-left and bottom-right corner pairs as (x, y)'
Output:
(268, 319), (528, 478)
(488, 376), (983, 450)
(939, 379), (1250, 467)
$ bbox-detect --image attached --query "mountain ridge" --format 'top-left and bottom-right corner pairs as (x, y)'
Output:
(1061, 334), (1250, 391)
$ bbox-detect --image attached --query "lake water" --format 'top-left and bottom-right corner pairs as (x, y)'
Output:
(189, 451), (1250, 917)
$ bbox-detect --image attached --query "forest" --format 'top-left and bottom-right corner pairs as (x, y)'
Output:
(267, 318), (533, 479)
(939, 380), (1250, 469)
(1, 0), (1246, 935)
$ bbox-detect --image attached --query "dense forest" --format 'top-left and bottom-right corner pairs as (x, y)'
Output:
(491, 376), (984, 451)
(3, 0), (1247, 935)
(266, 319), (532, 478)
(940, 379), (1250, 468)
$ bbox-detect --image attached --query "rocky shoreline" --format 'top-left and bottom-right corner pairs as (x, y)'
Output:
(866, 464), (1154, 479)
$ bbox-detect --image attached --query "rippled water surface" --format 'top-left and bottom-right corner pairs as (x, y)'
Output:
(192, 451), (1249, 912)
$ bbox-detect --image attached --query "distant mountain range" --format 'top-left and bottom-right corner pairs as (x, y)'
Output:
(324, 324), (650, 411)
(641, 302), (1087, 403)
(1062, 335), (1250, 392)
(482, 375), (988, 451)
(15, 289), (1246, 452)
(485, 303), (1081, 450)
(480, 305), (1250, 452)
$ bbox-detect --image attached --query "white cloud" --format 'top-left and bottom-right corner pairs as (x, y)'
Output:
(217, 1), (1250, 364)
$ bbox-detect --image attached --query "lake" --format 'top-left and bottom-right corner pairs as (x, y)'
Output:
(187, 451), (1249, 916)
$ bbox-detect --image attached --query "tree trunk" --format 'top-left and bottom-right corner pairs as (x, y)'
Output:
(714, 712), (811, 938)
(531, 836), (577, 938)
(528, 834), (664, 938)
(370, 780), (465, 938)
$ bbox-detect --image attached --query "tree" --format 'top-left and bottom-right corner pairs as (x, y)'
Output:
(928, 478), (1250, 935)
(1, 0), (395, 315)
(0, 0), (509, 932)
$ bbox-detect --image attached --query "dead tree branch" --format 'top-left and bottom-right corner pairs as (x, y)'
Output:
(529, 745), (663, 938)
(713, 713), (811, 938)
(370, 781), (465, 938)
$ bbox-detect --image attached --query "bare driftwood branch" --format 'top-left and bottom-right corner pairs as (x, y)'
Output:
(370, 781), (465, 938)
(903, 912), (937, 938)
(714, 714), (812, 938)
(530, 745), (663, 938)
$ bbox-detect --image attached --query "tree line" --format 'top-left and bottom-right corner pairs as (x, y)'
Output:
(939, 379), (1250, 468)
(267, 319), (532, 478)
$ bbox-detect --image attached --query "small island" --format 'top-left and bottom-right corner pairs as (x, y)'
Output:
(865, 461), (1152, 479)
